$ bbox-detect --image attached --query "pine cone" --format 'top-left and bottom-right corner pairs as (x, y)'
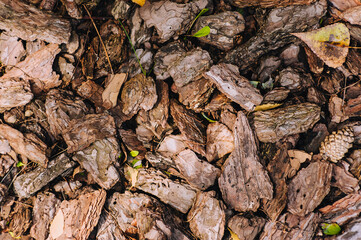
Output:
(319, 127), (354, 163)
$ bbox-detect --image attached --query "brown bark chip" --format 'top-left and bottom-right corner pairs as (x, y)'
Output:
(228, 0), (316, 8)
(218, 111), (273, 212)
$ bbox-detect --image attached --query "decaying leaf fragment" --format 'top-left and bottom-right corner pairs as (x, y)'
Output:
(292, 23), (350, 68)
(218, 111), (273, 212)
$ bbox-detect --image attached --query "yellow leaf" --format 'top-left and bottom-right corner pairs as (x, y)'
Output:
(132, 0), (146, 6)
(228, 228), (240, 240)
(254, 103), (282, 111)
(292, 23), (350, 68)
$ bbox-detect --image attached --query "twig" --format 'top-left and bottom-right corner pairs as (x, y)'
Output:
(83, 4), (114, 75)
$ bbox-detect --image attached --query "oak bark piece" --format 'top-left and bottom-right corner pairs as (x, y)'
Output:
(0, 124), (48, 167)
(332, 162), (360, 194)
(97, 191), (191, 240)
(170, 100), (206, 156)
(0, 0), (71, 44)
(30, 192), (61, 240)
(204, 64), (263, 111)
(260, 212), (320, 240)
(192, 11), (245, 51)
(139, 0), (212, 42)
(134, 168), (197, 213)
(63, 113), (116, 153)
(175, 149), (220, 190)
(187, 191), (225, 240)
(228, 214), (266, 240)
(218, 111), (273, 212)
(288, 161), (332, 217)
(48, 189), (106, 240)
(72, 138), (120, 190)
(206, 122), (234, 162)
(224, 0), (327, 71)
(13, 153), (75, 198)
(120, 73), (157, 116)
(0, 77), (33, 113)
(0, 33), (26, 67)
(45, 89), (89, 140)
(253, 103), (321, 143)
(319, 194), (361, 226)
(1, 43), (61, 94)
(228, 0), (315, 8)
(263, 144), (291, 221)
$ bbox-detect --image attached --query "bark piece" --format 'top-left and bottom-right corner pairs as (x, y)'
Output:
(118, 129), (147, 160)
(187, 191), (225, 240)
(30, 192), (61, 240)
(206, 122), (234, 162)
(346, 49), (361, 75)
(48, 189), (106, 240)
(97, 191), (190, 240)
(332, 161), (360, 194)
(192, 11), (245, 51)
(111, 0), (131, 20)
(218, 111), (273, 212)
(307, 87), (326, 105)
(134, 168), (197, 213)
(170, 100), (206, 156)
(263, 87), (290, 102)
(13, 153), (75, 198)
(228, 0), (315, 8)
(349, 149), (361, 180)
(130, 8), (152, 47)
(72, 138), (120, 189)
(102, 73), (127, 109)
(145, 151), (177, 170)
(329, 0), (361, 11)
(228, 214), (266, 240)
(319, 194), (361, 226)
(0, 33), (26, 66)
(341, 5), (361, 25)
(275, 67), (312, 92)
(280, 44), (301, 67)
(0, 154), (15, 177)
(203, 92), (232, 112)
(63, 113), (116, 153)
(0, 124), (48, 167)
(320, 69), (343, 94)
(1, 43), (61, 94)
(224, 0), (327, 71)
(288, 161), (332, 217)
(336, 218), (361, 240)
(121, 73), (157, 116)
(0, 0), (71, 44)
(255, 56), (281, 83)
(45, 89), (89, 140)
(60, 0), (82, 19)
(204, 63), (263, 111)
(263, 145), (291, 221)
(139, 0), (212, 42)
(304, 45), (324, 74)
(175, 149), (220, 190)
(157, 134), (187, 158)
(8, 202), (31, 237)
(330, 95), (348, 123)
(253, 103), (321, 143)
(0, 77), (33, 113)
(260, 212), (320, 240)
(345, 94), (361, 117)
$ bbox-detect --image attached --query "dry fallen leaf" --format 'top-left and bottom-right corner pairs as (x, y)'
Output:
(287, 150), (312, 178)
(132, 0), (146, 7)
(292, 23), (350, 68)
(102, 73), (127, 109)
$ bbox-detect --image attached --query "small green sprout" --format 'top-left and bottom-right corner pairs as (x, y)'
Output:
(185, 8), (211, 39)
(321, 223), (341, 236)
(130, 150), (139, 157)
(16, 161), (24, 168)
(201, 112), (217, 123)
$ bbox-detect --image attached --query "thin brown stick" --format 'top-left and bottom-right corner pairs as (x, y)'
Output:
(82, 4), (114, 74)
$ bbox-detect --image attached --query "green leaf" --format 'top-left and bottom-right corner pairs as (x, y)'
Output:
(16, 161), (24, 168)
(130, 150), (139, 157)
(201, 112), (217, 123)
(321, 223), (341, 236)
(131, 159), (143, 169)
(249, 81), (259, 88)
(192, 26), (210, 38)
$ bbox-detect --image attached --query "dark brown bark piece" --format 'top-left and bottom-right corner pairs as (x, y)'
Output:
(45, 89), (89, 140)
(9, 202), (31, 237)
(13, 153), (75, 198)
(218, 111), (273, 212)
(319, 194), (361, 226)
(203, 63), (263, 111)
(118, 129), (147, 160)
(48, 189), (106, 240)
(187, 191), (226, 240)
(260, 212), (320, 240)
(263, 87), (290, 102)
(72, 138), (120, 190)
(224, 0), (327, 71)
(170, 99), (206, 156)
(263, 144), (291, 221)
(275, 67), (312, 92)
(30, 192), (61, 240)
(206, 122), (234, 162)
(120, 73), (157, 116)
(134, 168), (197, 213)
(253, 103), (321, 143)
(0, 0), (71, 44)
(288, 161), (332, 217)
(228, 0), (315, 8)
(63, 113), (116, 153)
(228, 214), (266, 240)
(192, 11), (245, 51)
(175, 149), (220, 190)
(139, 0), (212, 42)
(60, 0), (82, 19)
(0, 124), (48, 167)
